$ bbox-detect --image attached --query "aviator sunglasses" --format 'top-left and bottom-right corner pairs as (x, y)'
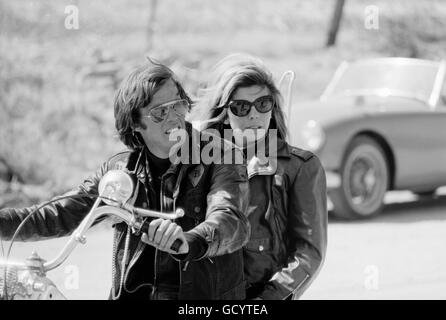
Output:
(144, 99), (190, 123)
(226, 95), (274, 117)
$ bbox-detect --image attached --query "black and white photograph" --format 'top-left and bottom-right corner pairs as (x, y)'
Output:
(0, 0), (445, 305)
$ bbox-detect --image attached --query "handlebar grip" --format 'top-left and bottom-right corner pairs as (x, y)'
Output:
(140, 219), (152, 234)
(170, 239), (182, 253)
(140, 220), (183, 253)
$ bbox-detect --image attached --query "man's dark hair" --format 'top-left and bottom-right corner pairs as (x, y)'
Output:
(114, 58), (191, 150)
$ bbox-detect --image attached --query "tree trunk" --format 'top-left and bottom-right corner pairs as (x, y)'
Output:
(326, 0), (346, 47)
(147, 0), (158, 51)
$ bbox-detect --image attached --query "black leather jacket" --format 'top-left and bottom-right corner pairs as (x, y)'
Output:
(0, 124), (250, 300)
(244, 138), (327, 300)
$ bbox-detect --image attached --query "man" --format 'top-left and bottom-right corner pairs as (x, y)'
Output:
(0, 59), (250, 300)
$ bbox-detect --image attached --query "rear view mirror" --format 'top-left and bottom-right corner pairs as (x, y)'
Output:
(98, 170), (134, 206)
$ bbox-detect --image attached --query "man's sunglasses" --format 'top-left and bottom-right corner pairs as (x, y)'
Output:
(144, 99), (190, 123)
(226, 95), (274, 117)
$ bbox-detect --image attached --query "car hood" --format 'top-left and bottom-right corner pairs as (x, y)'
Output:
(287, 94), (428, 127)
(286, 97), (361, 147)
(286, 96), (395, 149)
(287, 97), (361, 128)
(286, 95), (427, 149)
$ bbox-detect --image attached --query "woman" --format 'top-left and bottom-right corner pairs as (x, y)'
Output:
(189, 53), (327, 300)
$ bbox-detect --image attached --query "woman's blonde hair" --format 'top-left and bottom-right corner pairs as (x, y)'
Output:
(189, 53), (288, 140)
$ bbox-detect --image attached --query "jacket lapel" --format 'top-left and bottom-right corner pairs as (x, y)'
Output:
(247, 138), (290, 179)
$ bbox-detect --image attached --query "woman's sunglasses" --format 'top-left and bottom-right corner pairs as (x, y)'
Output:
(226, 95), (274, 117)
(143, 99), (190, 123)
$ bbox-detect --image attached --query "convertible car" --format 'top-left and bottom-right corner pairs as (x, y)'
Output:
(287, 57), (446, 219)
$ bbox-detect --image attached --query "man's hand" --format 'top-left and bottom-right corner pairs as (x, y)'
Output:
(141, 218), (189, 254)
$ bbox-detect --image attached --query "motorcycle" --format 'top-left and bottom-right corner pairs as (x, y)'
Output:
(0, 170), (185, 300)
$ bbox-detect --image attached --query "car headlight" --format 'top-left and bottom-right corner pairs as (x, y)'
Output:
(301, 120), (325, 152)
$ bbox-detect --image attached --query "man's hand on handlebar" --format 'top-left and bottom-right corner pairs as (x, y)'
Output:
(141, 218), (189, 255)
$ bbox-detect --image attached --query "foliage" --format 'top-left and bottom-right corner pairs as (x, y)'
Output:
(1, 0), (445, 206)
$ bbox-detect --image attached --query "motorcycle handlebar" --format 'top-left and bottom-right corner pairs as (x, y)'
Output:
(0, 203), (185, 275)
(122, 204), (185, 220)
(42, 203), (185, 271)
(1, 168), (188, 299)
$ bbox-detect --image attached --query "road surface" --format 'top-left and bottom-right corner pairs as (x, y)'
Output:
(2, 190), (446, 299)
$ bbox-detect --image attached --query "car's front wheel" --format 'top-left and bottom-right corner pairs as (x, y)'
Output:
(330, 135), (389, 219)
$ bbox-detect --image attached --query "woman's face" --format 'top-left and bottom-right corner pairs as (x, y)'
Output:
(227, 85), (272, 146)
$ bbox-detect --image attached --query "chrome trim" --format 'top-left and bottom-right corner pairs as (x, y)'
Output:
(43, 204), (135, 271)
(0, 260), (26, 269)
(347, 57), (442, 68)
(278, 70), (296, 131)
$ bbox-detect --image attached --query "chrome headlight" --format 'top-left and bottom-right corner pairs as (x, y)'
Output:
(98, 170), (134, 206)
(301, 120), (325, 152)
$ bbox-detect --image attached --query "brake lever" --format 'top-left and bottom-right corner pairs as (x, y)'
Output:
(122, 205), (185, 220)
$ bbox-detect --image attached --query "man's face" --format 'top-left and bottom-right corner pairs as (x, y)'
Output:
(135, 79), (187, 158)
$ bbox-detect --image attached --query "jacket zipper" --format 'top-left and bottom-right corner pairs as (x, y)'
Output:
(112, 226), (132, 299)
(111, 227), (125, 299)
(118, 150), (153, 296)
(151, 177), (166, 298)
(119, 176), (152, 292)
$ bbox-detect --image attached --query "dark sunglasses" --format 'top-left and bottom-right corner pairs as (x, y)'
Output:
(226, 95), (274, 117)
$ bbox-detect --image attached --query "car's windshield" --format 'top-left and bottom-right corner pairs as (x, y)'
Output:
(325, 59), (441, 104)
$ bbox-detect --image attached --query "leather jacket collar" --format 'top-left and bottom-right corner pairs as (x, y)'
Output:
(247, 137), (291, 178)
